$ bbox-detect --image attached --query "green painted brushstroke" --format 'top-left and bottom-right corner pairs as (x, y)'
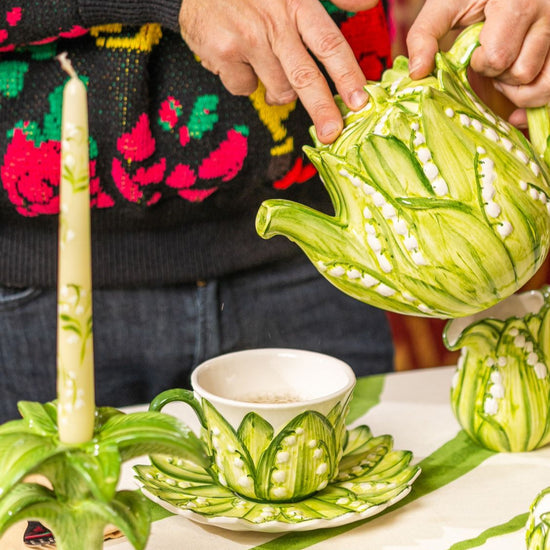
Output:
(144, 497), (173, 522)
(250, 431), (495, 550)
(447, 512), (528, 550)
(347, 373), (385, 424)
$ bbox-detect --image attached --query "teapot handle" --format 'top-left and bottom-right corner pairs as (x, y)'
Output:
(444, 23), (550, 163)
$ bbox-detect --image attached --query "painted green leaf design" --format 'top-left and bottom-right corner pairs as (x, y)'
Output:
(255, 411), (337, 501)
(63, 443), (121, 502)
(201, 399), (257, 499)
(0, 431), (61, 497)
(342, 424), (372, 454)
(135, 425), (421, 525)
(98, 410), (208, 467)
(0, 400), (57, 436)
(148, 455), (213, 484)
(237, 412), (274, 466)
(337, 434), (393, 478)
(0, 483), (58, 537)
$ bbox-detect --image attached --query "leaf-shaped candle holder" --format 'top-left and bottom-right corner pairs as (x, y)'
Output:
(0, 401), (209, 549)
(256, 23), (550, 318)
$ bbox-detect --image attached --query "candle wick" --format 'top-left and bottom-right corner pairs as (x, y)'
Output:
(57, 51), (77, 78)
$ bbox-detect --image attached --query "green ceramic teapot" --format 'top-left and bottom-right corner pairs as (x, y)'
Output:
(256, 24), (550, 318)
(444, 286), (550, 452)
(527, 486), (550, 549)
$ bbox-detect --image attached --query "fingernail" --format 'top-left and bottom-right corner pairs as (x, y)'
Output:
(350, 88), (368, 110)
(493, 81), (503, 93)
(319, 121), (340, 140)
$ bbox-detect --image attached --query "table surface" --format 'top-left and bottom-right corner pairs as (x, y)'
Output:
(4, 366), (548, 549)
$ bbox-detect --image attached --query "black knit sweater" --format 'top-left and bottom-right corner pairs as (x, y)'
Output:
(0, 0), (391, 287)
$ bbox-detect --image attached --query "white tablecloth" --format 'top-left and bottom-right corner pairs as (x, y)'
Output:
(4, 366), (547, 549)
(109, 366), (547, 550)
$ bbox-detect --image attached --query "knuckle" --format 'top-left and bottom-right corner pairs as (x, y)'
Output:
(308, 98), (336, 121)
(223, 80), (257, 97)
(215, 40), (241, 61)
(287, 64), (322, 90)
(266, 90), (298, 105)
(510, 62), (540, 85)
(513, 0), (536, 18)
(315, 31), (348, 58)
(336, 66), (361, 87)
(480, 46), (514, 74)
(285, 0), (303, 16)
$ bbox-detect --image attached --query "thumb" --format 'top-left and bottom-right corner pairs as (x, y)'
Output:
(406, 1), (455, 79)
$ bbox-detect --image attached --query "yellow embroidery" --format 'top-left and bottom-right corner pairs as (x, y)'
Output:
(270, 137), (294, 156)
(90, 23), (163, 52)
(249, 82), (296, 155)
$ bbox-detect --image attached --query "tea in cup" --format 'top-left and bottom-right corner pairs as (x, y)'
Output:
(149, 348), (356, 502)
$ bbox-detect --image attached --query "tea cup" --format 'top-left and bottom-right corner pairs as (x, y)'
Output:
(149, 348), (356, 502)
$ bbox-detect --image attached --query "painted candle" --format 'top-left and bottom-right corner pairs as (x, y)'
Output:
(56, 53), (95, 444)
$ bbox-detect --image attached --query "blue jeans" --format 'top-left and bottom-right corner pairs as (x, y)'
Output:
(0, 257), (393, 422)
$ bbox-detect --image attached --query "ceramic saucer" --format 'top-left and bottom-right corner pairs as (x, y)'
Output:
(134, 425), (421, 533)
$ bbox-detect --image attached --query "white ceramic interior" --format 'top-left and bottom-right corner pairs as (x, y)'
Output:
(446, 289), (545, 347)
(191, 348), (356, 432)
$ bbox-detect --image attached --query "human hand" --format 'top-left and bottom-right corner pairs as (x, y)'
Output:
(178, 0), (379, 144)
(406, 0), (550, 112)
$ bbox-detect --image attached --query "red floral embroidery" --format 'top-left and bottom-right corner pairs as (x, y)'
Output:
(89, 161), (114, 208)
(197, 128), (247, 182)
(112, 113), (166, 204)
(1, 128), (59, 216)
(273, 157), (316, 190)
(159, 97), (182, 130)
(112, 157), (166, 204)
(157, 94), (250, 202)
(1, 128), (110, 216)
(59, 26), (88, 39)
(179, 125), (190, 147)
(166, 163), (216, 202)
(6, 7), (22, 26)
(340, 4), (392, 80)
(117, 113), (156, 162)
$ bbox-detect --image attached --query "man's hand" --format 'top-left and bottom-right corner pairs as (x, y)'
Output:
(407, 0), (550, 115)
(178, 0), (379, 144)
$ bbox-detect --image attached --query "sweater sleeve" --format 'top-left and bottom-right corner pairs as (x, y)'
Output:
(0, 0), (181, 49)
(78, 0), (182, 32)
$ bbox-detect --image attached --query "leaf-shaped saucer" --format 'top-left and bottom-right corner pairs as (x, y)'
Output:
(134, 425), (421, 533)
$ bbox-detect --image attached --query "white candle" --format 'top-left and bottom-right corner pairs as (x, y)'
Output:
(56, 53), (95, 444)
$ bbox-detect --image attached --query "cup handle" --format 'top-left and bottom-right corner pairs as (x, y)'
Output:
(149, 388), (208, 429)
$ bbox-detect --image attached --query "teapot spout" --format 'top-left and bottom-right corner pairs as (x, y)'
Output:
(256, 199), (350, 258)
